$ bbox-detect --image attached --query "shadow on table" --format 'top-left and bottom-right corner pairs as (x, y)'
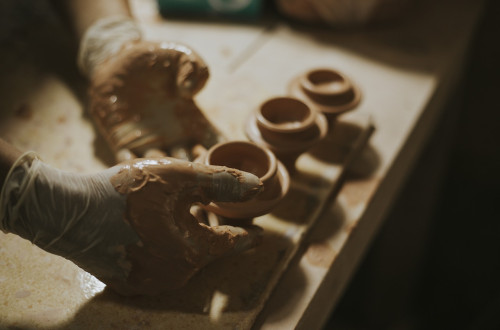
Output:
(32, 229), (300, 329)
(271, 177), (327, 225)
(0, 1), (117, 168)
(270, 118), (380, 226)
(310, 120), (381, 179)
(281, 0), (470, 74)
(253, 199), (347, 328)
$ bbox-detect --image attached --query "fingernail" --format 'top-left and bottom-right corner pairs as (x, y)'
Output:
(210, 169), (263, 202)
(235, 170), (263, 201)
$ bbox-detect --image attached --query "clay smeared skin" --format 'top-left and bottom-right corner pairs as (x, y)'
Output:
(89, 41), (221, 160)
(107, 157), (262, 296)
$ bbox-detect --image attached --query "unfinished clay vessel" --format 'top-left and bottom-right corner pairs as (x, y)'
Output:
(246, 96), (328, 173)
(289, 68), (361, 121)
(201, 141), (289, 219)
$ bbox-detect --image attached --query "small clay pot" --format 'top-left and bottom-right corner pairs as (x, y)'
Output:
(201, 141), (290, 219)
(246, 96), (328, 173)
(289, 68), (361, 121)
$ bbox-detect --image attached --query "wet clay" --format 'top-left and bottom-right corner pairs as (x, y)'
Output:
(200, 141), (290, 219)
(107, 157), (262, 295)
(90, 41), (221, 160)
(246, 97), (328, 173)
(289, 68), (361, 121)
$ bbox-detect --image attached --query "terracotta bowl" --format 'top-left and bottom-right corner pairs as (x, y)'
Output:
(246, 96), (327, 173)
(289, 68), (361, 120)
(201, 141), (289, 219)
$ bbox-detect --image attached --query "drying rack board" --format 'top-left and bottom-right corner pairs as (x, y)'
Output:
(0, 0), (483, 328)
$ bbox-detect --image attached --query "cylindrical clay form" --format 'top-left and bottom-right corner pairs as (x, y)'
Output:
(246, 96), (328, 173)
(201, 141), (289, 219)
(289, 68), (361, 122)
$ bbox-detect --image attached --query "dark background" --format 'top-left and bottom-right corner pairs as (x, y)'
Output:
(326, 0), (500, 329)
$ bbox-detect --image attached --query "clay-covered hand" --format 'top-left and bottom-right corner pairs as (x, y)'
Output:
(89, 39), (223, 162)
(0, 153), (262, 296)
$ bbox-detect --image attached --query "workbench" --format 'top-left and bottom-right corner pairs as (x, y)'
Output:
(0, 0), (483, 328)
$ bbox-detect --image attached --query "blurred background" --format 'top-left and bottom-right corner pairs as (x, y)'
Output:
(326, 0), (500, 328)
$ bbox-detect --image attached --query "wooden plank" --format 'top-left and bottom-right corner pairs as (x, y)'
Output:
(256, 0), (484, 328)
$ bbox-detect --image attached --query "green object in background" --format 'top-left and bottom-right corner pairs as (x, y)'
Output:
(157, 0), (262, 19)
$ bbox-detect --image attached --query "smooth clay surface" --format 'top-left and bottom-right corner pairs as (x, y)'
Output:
(289, 68), (361, 120)
(246, 97), (328, 172)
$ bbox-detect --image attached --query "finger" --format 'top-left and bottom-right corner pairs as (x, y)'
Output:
(176, 50), (209, 97)
(155, 41), (208, 97)
(144, 148), (168, 158)
(207, 211), (220, 227)
(191, 162), (263, 204)
(169, 145), (190, 160)
(190, 205), (209, 225)
(191, 144), (207, 161)
(203, 224), (263, 258)
(115, 148), (137, 163)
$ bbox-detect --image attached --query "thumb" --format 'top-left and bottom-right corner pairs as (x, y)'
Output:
(204, 224), (263, 258)
(193, 163), (263, 203)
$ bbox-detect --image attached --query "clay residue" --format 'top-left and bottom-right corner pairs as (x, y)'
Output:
(210, 166), (264, 202)
(305, 242), (337, 268)
(15, 103), (32, 120)
(107, 157), (262, 295)
(341, 177), (380, 208)
(89, 41), (221, 159)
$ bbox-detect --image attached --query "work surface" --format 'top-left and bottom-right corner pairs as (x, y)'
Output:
(0, 0), (483, 328)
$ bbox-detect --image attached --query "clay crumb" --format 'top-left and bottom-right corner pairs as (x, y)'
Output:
(57, 115), (67, 123)
(15, 103), (32, 119)
(15, 290), (31, 299)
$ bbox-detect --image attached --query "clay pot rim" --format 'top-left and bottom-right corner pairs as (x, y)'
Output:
(201, 141), (290, 219)
(203, 140), (278, 186)
(246, 109), (329, 152)
(256, 96), (316, 134)
(289, 67), (362, 116)
(204, 160), (290, 219)
(300, 68), (352, 98)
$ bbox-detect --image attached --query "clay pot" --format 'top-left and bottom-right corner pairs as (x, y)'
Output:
(289, 68), (361, 121)
(246, 96), (328, 173)
(201, 141), (289, 219)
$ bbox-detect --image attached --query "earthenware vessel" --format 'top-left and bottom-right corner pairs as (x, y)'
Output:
(201, 141), (289, 219)
(246, 96), (328, 173)
(289, 68), (361, 122)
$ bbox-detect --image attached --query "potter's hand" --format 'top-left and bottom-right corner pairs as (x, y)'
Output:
(0, 152), (262, 296)
(79, 17), (221, 161)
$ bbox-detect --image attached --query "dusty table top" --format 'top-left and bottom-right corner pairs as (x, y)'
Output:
(0, 0), (483, 328)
